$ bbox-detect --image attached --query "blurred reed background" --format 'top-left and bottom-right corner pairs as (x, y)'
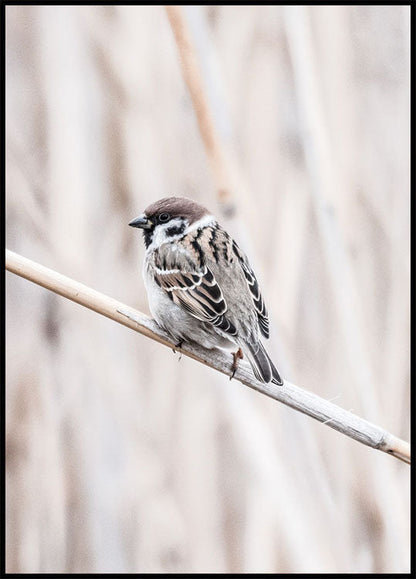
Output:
(5, 5), (410, 574)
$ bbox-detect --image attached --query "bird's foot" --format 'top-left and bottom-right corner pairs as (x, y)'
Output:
(230, 348), (244, 380)
(172, 339), (183, 353)
(172, 340), (184, 360)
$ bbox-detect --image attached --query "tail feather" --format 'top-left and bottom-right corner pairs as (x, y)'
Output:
(243, 341), (283, 385)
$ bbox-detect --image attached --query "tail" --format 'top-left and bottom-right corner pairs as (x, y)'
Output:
(243, 341), (283, 385)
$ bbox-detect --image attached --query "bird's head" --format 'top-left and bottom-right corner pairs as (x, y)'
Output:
(129, 196), (214, 249)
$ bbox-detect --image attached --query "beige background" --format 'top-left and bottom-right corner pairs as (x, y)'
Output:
(6, 5), (410, 573)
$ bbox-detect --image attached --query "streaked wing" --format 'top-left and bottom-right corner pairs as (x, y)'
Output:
(153, 263), (238, 337)
(232, 240), (270, 338)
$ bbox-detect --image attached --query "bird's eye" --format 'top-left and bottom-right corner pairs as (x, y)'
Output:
(159, 213), (170, 223)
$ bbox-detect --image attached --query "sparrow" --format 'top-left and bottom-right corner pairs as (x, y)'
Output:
(129, 196), (283, 385)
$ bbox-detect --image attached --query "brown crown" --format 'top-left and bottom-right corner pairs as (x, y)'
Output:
(143, 196), (210, 224)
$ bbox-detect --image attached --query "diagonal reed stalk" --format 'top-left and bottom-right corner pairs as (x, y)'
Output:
(6, 249), (410, 465)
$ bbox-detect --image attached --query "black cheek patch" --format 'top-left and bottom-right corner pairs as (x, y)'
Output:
(166, 223), (186, 237)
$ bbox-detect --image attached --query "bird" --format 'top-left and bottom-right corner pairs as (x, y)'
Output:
(129, 196), (283, 385)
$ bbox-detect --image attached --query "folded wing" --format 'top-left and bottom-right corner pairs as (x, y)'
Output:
(153, 263), (238, 337)
(231, 240), (270, 339)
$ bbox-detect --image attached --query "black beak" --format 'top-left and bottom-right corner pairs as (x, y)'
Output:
(129, 215), (153, 229)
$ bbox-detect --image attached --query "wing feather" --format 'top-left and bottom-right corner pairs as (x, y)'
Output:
(154, 260), (237, 337)
(232, 240), (270, 339)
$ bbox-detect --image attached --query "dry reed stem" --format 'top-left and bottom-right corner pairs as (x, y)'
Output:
(283, 6), (385, 422)
(165, 5), (235, 214)
(6, 249), (410, 465)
